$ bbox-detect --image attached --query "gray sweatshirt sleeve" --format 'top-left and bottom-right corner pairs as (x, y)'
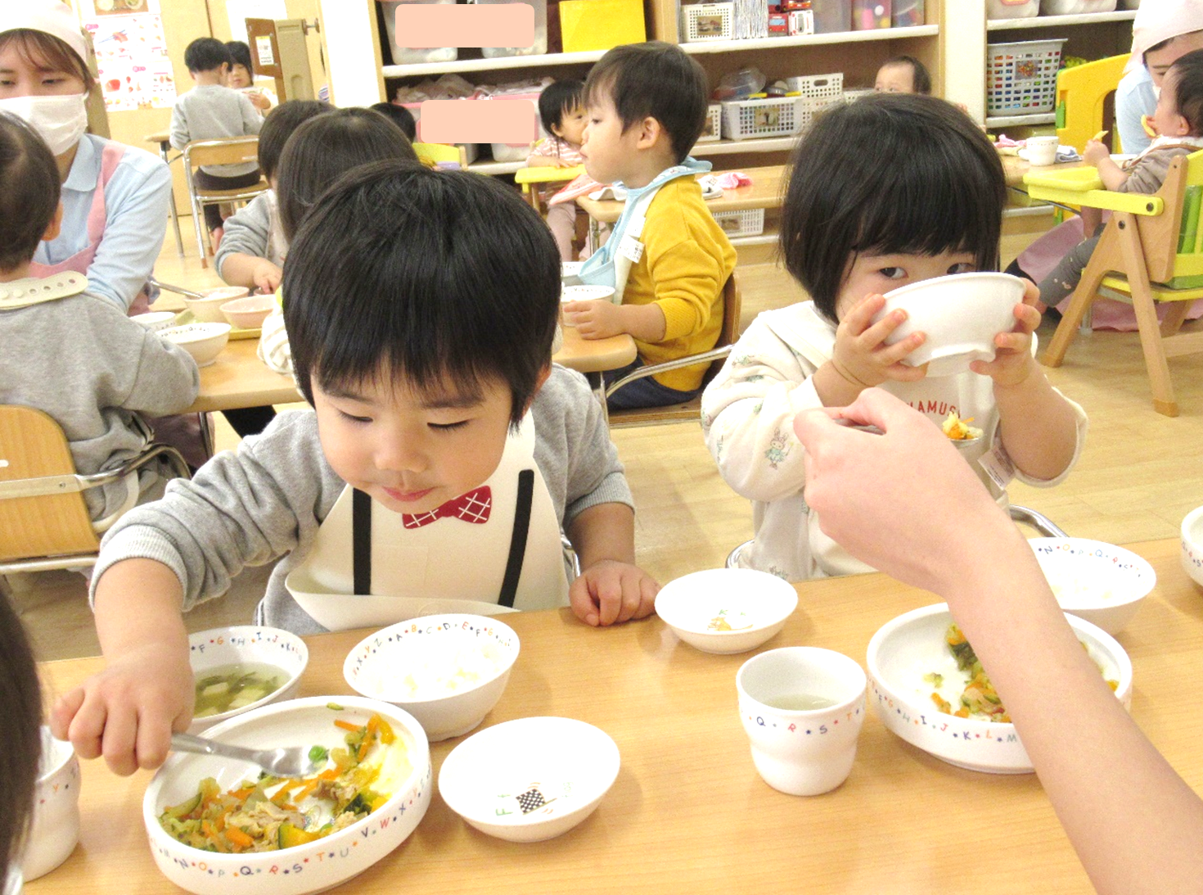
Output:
(169, 100), (190, 151)
(215, 192), (273, 277)
(90, 412), (343, 611)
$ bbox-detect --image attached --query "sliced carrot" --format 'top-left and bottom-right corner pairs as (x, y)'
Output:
(375, 715), (395, 745)
(334, 719), (360, 733)
(226, 826), (254, 849)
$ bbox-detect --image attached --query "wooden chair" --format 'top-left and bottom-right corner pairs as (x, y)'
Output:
(412, 142), (470, 170)
(1055, 54), (1129, 153)
(605, 272), (742, 428)
(513, 164), (586, 213)
(182, 136), (268, 266)
(1027, 150), (1203, 416)
(0, 405), (189, 577)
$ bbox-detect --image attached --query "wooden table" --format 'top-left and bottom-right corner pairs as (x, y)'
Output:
(30, 538), (1203, 893)
(1000, 152), (1086, 189)
(145, 130), (184, 258)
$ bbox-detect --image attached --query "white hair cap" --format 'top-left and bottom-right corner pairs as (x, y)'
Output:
(1129, 0), (1203, 72)
(0, 1), (88, 67)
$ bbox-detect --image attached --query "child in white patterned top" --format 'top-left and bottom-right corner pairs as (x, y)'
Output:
(526, 80), (587, 260)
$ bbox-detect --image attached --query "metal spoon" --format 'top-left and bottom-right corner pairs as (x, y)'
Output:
(148, 276), (206, 300)
(171, 732), (323, 779)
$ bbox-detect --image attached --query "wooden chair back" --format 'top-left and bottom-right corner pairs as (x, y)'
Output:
(183, 136), (261, 172)
(0, 406), (98, 563)
(1055, 54), (1128, 153)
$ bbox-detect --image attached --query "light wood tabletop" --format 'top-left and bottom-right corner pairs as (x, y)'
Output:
(553, 325), (636, 375)
(30, 538), (1203, 893)
(1000, 152), (1086, 189)
(575, 164), (787, 225)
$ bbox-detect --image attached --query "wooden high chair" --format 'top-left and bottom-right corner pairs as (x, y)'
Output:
(0, 405), (189, 578)
(182, 136), (268, 266)
(1055, 54), (1129, 153)
(605, 272), (742, 428)
(412, 142), (471, 170)
(513, 164), (586, 213)
(1026, 150), (1203, 417)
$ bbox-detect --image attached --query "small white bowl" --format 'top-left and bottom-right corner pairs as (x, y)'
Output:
(1028, 538), (1155, 635)
(871, 272), (1025, 378)
(438, 717), (620, 842)
(131, 310), (178, 332)
(144, 697), (431, 895)
(220, 294), (275, 329)
(344, 615), (519, 742)
(160, 322), (231, 367)
(867, 603), (1132, 774)
(20, 727), (80, 881)
(184, 286), (249, 323)
(655, 568), (798, 654)
(561, 284), (616, 304)
(1181, 506), (1203, 588)
(188, 626), (308, 733)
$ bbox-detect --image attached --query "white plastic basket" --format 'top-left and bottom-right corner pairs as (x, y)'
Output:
(697, 104), (722, 143)
(986, 39), (1067, 116)
(682, 3), (735, 41)
(1041, 0), (1116, 12)
(784, 72), (844, 130)
(721, 96), (805, 140)
(713, 208), (764, 238)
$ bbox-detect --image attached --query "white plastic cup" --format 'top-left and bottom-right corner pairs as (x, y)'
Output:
(560, 284), (616, 327)
(736, 647), (867, 796)
(20, 728), (80, 880)
(1026, 135), (1058, 166)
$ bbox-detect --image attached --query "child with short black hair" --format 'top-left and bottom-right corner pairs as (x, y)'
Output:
(224, 39), (274, 114)
(702, 94), (1085, 581)
(0, 112), (198, 523)
(53, 160), (658, 776)
(369, 101), (417, 142)
(569, 42), (736, 410)
(170, 37), (262, 240)
(875, 55), (932, 95)
(216, 99), (332, 293)
(1038, 48), (1203, 309)
(526, 79), (587, 260)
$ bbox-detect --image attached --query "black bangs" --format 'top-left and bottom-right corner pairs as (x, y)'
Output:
(284, 161), (561, 426)
(780, 94), (1006, 323)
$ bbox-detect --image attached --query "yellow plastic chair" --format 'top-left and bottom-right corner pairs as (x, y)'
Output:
(412, 142), (470, 169)
(182, 136), (268, 266)
(1055, 54), (1130, 153)
(513, 164), (586, 213)
(1025, 151), (1203, 417)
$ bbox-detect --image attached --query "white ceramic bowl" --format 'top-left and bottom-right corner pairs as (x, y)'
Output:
(20, 728), (80, 881)
(561, 261), (583, 278)
(1181, 505), (1203, 588)
(184, 286), (249, 323)
(438, 717), (620, 842)
(343, 615), (519, 742)
(867, 603), (1132, 774)
(188, 626), (308, 733)
(131, 310), (178, 332)
(143, 696), (432, 895)
(160, 322), (231, 367)
(220, 294), (275, 329)
(655, 568), (799, 654)
(871, 272), (1025, 377)
(1028, 538), (1156, 635)
(561, 284), (616, 304)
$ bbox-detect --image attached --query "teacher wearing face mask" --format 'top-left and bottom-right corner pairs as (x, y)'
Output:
(0, 1), (171, 314)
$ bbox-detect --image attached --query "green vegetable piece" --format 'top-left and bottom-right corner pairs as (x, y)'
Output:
(309, 745), (329, 764)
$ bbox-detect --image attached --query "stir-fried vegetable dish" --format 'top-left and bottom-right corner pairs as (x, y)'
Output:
(159, 712), (408, 852)
(941, 412), (982, 442)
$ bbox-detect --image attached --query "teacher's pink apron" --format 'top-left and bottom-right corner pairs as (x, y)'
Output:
(32, 141), (209, 466)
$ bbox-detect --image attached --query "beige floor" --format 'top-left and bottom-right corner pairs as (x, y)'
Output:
(11, 220), (1203, 663)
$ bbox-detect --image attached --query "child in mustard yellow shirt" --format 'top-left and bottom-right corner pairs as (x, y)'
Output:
(565, 42), (736, 410)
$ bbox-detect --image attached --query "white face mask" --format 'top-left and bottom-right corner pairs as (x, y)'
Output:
(0, 93), (88, 156)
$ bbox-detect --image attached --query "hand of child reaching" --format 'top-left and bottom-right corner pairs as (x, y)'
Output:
(250, 259), (284, 295)
(50, 642), (194, 776)
(825, 293), (928, 398)
(969, 280), (1041, 387)
(569, 559), (659, 627)
(1083, 139), (1110, 166)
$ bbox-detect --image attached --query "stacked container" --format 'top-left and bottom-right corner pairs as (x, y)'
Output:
(477, 0), (548, 57)
(382, 0), (457, 65)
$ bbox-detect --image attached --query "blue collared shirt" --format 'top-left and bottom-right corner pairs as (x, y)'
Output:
(33, 134), (172, 310)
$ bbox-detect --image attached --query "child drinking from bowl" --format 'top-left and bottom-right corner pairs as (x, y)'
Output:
(0, 112), (198, 524)
(701, 94), (1086, 581)
(51, 161), (659, 777)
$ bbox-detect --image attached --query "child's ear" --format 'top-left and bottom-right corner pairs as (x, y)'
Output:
(549, 121), (565, 139)
(635, 116), (662, 150)
(520, 365), (553, 416)
(42, 202), (63, 243)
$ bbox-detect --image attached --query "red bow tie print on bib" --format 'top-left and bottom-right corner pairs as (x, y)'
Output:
(400, 486), (492, 529)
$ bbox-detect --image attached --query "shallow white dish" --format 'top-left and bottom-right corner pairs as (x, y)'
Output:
(438, 717), (620, 842)
(188, 626), (308, 733)
(1181, 505), (1203, 588)
(872, 272), (1025, 377)
(1028, 538), (1155, 635)
(131, 310), (178, 332)
(867, 603), (1131, 774)
(184, 286), (249, 323)
(344, 615), (519, 741)
(655, 568), (798, 654)
(160, 322), (231, 367)
(20, 727), (80, 881)
(144, 696), (431, 895)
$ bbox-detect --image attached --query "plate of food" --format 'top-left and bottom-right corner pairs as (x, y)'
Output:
(174, 308), (262, 340)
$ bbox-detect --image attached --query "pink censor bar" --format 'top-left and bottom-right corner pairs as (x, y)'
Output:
(420, 99), (537, 144)
(394, 4), (534, 48)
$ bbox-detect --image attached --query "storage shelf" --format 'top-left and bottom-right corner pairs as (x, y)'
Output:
(382, 49), (607, 79)
(680, 24), (938, 55)
(692, 136), (797, 156)
(987, 10), (1136, 31)
(986, 112), (1056, 128)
